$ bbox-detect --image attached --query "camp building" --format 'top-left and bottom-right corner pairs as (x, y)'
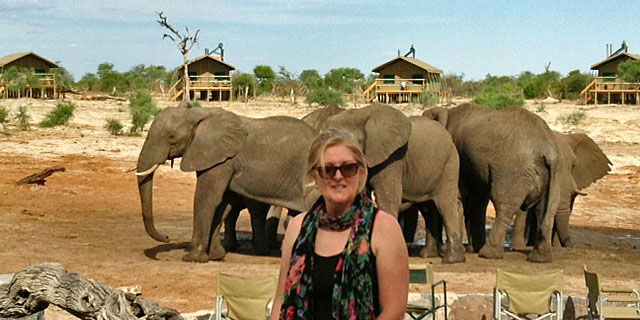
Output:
(580, 41), (640, 105)
(0, 52), (59, 99)
(363, 50), (443, 104)
(168, 51), (235, 101)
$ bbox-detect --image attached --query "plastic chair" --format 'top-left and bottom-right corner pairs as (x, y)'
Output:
(212, 273), (277, 320)
(494, 269), (564, 320)
(584, 265), (640, 320)
(406, 263), (448, 320)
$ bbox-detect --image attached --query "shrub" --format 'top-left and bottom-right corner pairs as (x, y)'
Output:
(618, 59), (640, 83)
(562, 70), (593, 100)
(419, 91), (439, 108)
(129, 90), (159, 132)
(305, 87), (344, 106)
(535, 103), (547, 113)
(557, 111), (587, 129)
(104, 118), (123, 135)
(231, 73), (255, 100)
(39, 102), (76, 127)
(0, 106), (9, 131)
(14, 105), (31, 131)
(472, 88), (524, 110)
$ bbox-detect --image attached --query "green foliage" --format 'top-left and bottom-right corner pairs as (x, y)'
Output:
(324, 68), (364, 94)
(419, 91), (439, 108)
(14, 105), (31, 131)
(299, 69), (322, 89)
(129, 90), (159, 132)
(104, 118), (124, 135)
(78, 73), (99, 91)
(253, 65), (276, 95)
(557, 111), (587, 129)
(97, 63), (128, 94)
(189, 101), (202, 108)
(39, 102), (76, 127)
(124, 64), (169, 91)
(618, 59), (640, 83)
(231, 73), (256, 99)
(0, 106), (9, 131)
(305, 87), (344, 106)
(561, 70), (593, 100)
(473, 75), (525, 109)
(51, 67), (75, 94)
(535, 102), (547, 113)
(273, 66), (303, 103)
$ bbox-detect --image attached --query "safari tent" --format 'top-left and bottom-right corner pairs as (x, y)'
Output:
(0, 52), (59, 99)
(580, 42), (640, 105)
(168, 52), (235, 102)
(363, 50), (443, 104)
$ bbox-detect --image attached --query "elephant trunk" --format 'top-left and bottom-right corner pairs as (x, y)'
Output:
(554, 197), (575, 247)
(137, 173), (169, 243)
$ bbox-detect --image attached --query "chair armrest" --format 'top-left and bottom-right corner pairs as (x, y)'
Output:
(602, 287), (636, 293)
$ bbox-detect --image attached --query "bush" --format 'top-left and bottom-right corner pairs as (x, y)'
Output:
(0, 106), (9, 131)
(231, 73), (255, 99)
(14, 105), (31, 131)
(472, 88), (524, 110)
(557, 111), (587, 129)
(305, 87), (344, 106)
(419, 91), (439, 108)
(618, 59), (640, 83)
(39, 102), (76, 127)
(129, 90), (159, 132)
(562, 70), (593, 100)
(104, 118), (123, 135)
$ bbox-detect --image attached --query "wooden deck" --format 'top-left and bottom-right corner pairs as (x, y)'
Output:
(1, 73), (56, 99)
(363, 78), (441, 103)
(168, 75), (232, 101)
(580, 77), (640, 105)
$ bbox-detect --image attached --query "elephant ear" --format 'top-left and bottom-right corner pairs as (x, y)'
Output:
(364, 105), (412, 167)
(422, 107), (448, 127)
(181, 109), (248, 172)
(565, 133), (612, 189)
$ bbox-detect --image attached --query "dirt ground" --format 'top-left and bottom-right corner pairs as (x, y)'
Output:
(0, 96), (638, 318)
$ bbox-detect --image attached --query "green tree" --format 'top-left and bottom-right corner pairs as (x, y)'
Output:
(2, 67), (24, 97)
(129, 90), (159, 133)
(78, 73), (99, 91)
(253, 65), (276, 95)
(0, 106), (9, 131)
(618, 59), (640, 83)
(97, 63), (128, 94)
(273, 66), (302, 103)
(324, 68), (364, 94)
(561, 70), (593, 100)
(51, 67), (75, 98)
(231, 73), (255, 102)
(299, 69), (322, 89)
(305, 87), (344, 106)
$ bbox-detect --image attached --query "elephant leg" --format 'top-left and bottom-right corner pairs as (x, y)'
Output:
(479, 201), (522, 260)
(511, 211), (528, 250)
(399, 205), (419, 244)
(265, 206), (283, 250)
(553, 195), (576, 247)
(244, 199), (270, 256)
(526, 209), (538, 247)
(222, 194), (244, 252)
(431, 194), (466, 264)
(417, 202), (442, 258)
(462, 193), (489, 253)
(183, 165), (233, 262)
(527, 201), (554, 263)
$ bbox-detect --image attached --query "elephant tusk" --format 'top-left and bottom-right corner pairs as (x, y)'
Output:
(135, 163), (160, 176)
(576, 189), (588, 196)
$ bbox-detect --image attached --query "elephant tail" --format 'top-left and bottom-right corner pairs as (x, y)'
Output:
(540, 153), (562, 240)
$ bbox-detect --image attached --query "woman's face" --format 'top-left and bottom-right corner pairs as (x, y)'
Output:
(313, 143), (362, 212)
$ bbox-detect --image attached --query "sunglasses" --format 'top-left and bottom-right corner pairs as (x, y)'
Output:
(314, 163), (360, 179)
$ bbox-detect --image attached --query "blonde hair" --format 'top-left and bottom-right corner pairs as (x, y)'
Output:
(305, 129), (368, 192)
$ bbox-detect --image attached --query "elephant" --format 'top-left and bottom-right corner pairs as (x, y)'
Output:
(135, 102), (319, 262)
(511, 131), (611, 249)
(322, 104), (466, 263)
(423, 103), (571, 263)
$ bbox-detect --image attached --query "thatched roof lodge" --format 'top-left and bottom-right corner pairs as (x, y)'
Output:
(0, 52), (59, 99)
(581, 42), (640, 105)
(169, 52), (235, 101)
(363, 49), (443, 103)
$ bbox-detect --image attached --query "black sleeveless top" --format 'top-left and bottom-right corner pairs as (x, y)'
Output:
(311, 210), (380, 319)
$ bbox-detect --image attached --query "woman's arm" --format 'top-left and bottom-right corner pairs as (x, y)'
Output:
(371, 210), (409, 320)
(269, 212), (306, 320)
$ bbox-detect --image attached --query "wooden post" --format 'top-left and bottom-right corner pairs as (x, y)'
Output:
(607, 92), (610, 105)
(595, 92), (598, 106)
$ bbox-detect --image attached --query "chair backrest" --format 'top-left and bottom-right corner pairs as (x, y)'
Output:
(583, 266), (601, 314)
(409, 263), (435, 285)
(217, 273), (278, 320)
(496, 269), (564, 315)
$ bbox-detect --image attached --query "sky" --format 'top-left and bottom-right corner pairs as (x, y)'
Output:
(1, 0), (639, 81)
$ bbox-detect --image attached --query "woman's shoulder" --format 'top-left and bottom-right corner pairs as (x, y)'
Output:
(373, 209), (400, 228)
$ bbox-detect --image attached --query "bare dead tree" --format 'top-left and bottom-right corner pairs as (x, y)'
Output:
(157, 12), (199, 101)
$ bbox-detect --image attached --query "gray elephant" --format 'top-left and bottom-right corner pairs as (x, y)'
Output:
(512, 131), (611, 249)
(135, 103), (318, 262)
(424, 103), (570, 263)
(322, 104), (466, 263)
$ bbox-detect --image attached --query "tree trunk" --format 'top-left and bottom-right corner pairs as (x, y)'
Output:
(182, 53), (190, 102)
(0, 263), (183, 320)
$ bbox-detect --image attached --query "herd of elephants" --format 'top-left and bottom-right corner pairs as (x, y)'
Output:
(134, 102), (611, 264)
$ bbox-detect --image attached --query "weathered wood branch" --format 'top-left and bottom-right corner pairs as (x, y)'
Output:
(17, 166), (65, 185)
(0, 263), (183, 320)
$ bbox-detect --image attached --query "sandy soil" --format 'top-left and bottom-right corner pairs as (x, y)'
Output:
(0, 96), (638, 318)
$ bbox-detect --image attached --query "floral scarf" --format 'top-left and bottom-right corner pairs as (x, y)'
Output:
(280, 192), (377, 320)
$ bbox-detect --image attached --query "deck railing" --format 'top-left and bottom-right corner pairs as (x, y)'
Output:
(580, 77), (640, 105)
(363, 78), (441, 103)
(167, 75), (233, 101)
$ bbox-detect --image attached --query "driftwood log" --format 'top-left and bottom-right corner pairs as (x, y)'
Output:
(0, 263), (183, 320)
(16, 167), (65, 185)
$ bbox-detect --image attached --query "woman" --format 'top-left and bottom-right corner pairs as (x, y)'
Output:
(271, 129), (409, 320)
